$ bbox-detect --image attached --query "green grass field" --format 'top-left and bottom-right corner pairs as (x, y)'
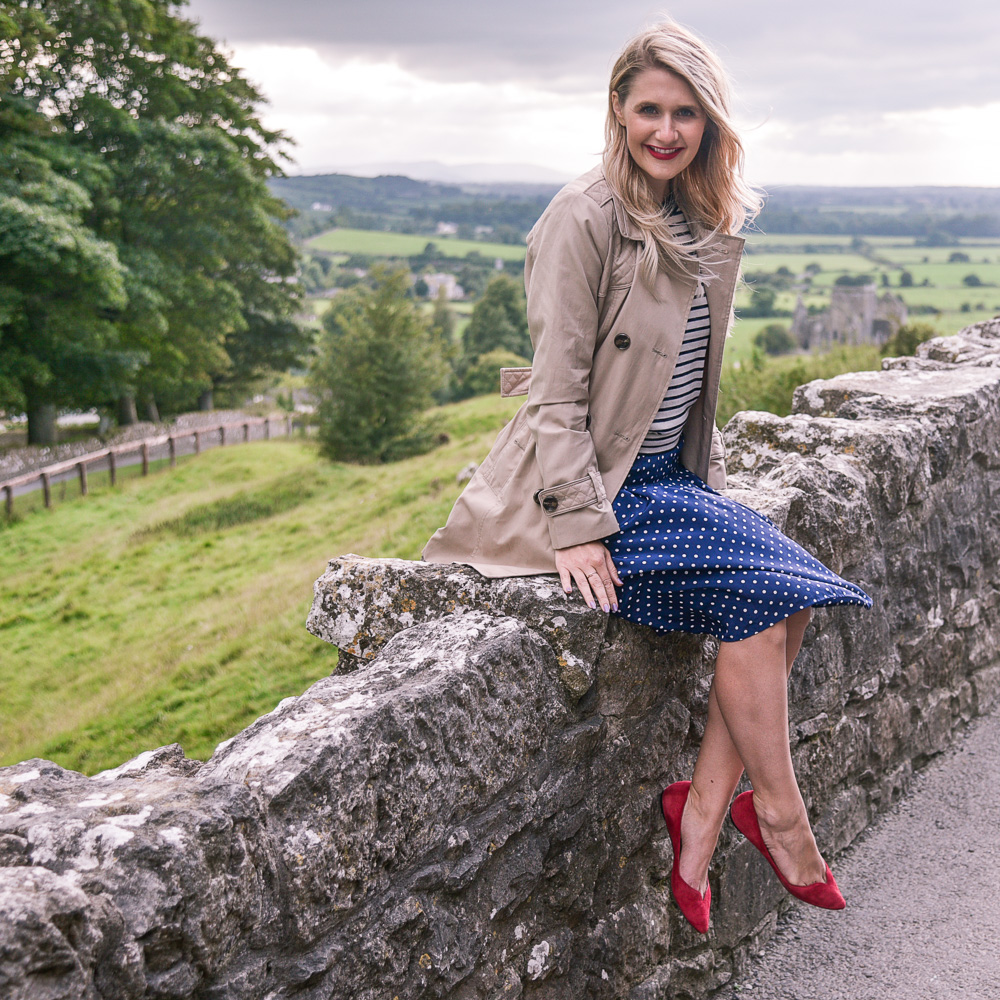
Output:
(0, 396), (521, 775)
(307, 227), (527, 261)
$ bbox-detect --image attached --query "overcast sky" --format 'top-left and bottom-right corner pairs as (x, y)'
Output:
(183, 0), (1000, 187)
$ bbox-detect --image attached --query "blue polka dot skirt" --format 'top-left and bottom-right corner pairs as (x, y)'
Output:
(602, 442), (873, 642)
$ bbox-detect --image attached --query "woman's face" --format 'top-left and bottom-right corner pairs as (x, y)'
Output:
(612, 67), (707, 202)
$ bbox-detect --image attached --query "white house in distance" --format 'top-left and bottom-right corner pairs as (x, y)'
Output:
(423, 273), (464, 300)
(435, 221), (458, 236)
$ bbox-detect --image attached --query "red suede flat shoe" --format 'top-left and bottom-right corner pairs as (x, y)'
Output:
(661, 781), (711, 933)
(729, 790), (845, 910)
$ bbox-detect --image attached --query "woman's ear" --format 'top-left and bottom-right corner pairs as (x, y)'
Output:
(611, 91), (625, 125)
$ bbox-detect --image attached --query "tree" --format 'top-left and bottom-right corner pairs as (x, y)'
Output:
(311, 268), (448, 463)
(753, 324), (797, 356)
(462, 275), (531, 360)
(741, 286), (777, 318)
(948, 251), (971, 263)
(963, 273), (983, 287)
(1, 0), (304, 433)
(880, 322), (937, 357)
(0, 102), (136, 441)
(899, 270), (914, 287)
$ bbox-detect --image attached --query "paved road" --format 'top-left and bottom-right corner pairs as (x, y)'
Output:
(714, 701), (1000, 1000)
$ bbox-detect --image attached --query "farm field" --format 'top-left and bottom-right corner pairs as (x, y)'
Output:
(735, 234), (1000, 343)
(307, 227), (526, 261)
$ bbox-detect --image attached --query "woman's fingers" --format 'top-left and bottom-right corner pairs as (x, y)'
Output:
(604, 547), (624, 588)
(555, 542), (619, 613)
(584, 567), (614, 613)
(570, 568), (597, 610)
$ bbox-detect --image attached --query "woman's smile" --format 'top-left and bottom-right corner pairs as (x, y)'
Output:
(645, 144), (685, 160)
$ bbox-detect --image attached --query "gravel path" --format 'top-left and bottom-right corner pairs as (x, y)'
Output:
(713, 700), (1000, 999)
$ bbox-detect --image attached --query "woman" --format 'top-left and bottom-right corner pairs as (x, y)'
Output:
(424, 19), (872, 932)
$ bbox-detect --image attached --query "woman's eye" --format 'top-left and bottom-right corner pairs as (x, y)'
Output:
(637, 104), (658, 115)
(676, 107), (700, 118)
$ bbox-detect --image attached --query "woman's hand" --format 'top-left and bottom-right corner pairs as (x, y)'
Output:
(554, 541), (624, 613)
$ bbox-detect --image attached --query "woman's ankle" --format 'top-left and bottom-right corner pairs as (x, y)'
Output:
(750, 789), (810, 836)
(686, 779), (736, 833)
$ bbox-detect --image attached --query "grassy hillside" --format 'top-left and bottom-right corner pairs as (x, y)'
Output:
(0, 395), (521, 775)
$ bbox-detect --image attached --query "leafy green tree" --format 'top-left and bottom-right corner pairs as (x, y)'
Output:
(899, 270), (914, 287)
(462, 274), (531, 360)
(0, 102), (135, 440)
(753, 324), (797, 356)
(880, 322), (937, 357)
(963, 273), (983, 287)
(311, 268), (447, 463)
(1, 0), (305, 433)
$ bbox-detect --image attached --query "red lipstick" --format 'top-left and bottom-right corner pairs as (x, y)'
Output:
(645, 145), (683, 160)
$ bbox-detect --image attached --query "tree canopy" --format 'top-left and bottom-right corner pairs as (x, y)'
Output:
(0, 0), (307, 439)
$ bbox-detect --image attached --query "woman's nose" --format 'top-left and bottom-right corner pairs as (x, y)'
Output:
(655, 116), (679, 142)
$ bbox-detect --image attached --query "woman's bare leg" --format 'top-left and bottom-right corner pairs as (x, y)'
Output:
(678, 608), (813, 892)
(712, 613), (826, 885)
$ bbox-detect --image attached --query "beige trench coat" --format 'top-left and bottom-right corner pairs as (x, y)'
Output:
(423, 165), (744, 577)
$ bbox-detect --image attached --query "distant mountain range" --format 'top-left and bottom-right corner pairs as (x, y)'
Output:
(287, 160), (577, 185)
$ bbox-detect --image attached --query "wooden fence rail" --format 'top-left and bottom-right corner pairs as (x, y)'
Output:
(1, 415), (294, 518)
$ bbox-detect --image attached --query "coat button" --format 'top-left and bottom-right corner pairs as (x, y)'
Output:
(541, 496), (559, 512)
(614, 333), (631, 350)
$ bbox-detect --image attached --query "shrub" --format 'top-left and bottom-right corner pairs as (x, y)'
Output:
(880, 322), (937, 357)
(753, 324), (797, 356)
(311, 267), (448, 463)
(717, 346), (883, 426)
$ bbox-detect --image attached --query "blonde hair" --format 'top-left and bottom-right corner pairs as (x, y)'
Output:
(603, 18), (761, 284)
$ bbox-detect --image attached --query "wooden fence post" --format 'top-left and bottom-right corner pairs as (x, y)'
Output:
(168, 436), (176, 467)
(77, 461), (88, 496)
(264, 416), (271, 440)
(3, 485), (12, 519)
(220, 425), (226, 447)
(141, 442), (150, 476)
(243, 422), (249, 442)
(286, 415), (292, 437)
(194, 430), (201, 454)
(109, 450), (117, 486)
(41, 472), (51, 508)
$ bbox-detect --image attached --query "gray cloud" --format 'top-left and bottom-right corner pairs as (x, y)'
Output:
(185, 0), (1000, 124)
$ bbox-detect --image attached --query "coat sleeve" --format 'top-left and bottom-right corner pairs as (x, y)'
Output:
(523, 191), (621, 550)
(707, 424), (728, 489)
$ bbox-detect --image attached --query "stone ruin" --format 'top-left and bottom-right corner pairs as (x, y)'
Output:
(792, 284), (908, 350)
(1, 318), (999, 999)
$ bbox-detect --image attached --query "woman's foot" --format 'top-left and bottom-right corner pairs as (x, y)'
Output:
(750, 792), (827, 887)
(661, 782), (712, 932)
(730, 790), (845, 909)
(677, 781), (726, 896)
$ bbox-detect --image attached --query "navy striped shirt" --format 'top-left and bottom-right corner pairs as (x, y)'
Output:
(639, 200), (710, 455)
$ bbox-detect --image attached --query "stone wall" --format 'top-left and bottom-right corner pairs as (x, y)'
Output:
(1, 319), (998, 999)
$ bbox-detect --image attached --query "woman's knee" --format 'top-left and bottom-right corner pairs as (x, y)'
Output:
(721, 617), (787, 654)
